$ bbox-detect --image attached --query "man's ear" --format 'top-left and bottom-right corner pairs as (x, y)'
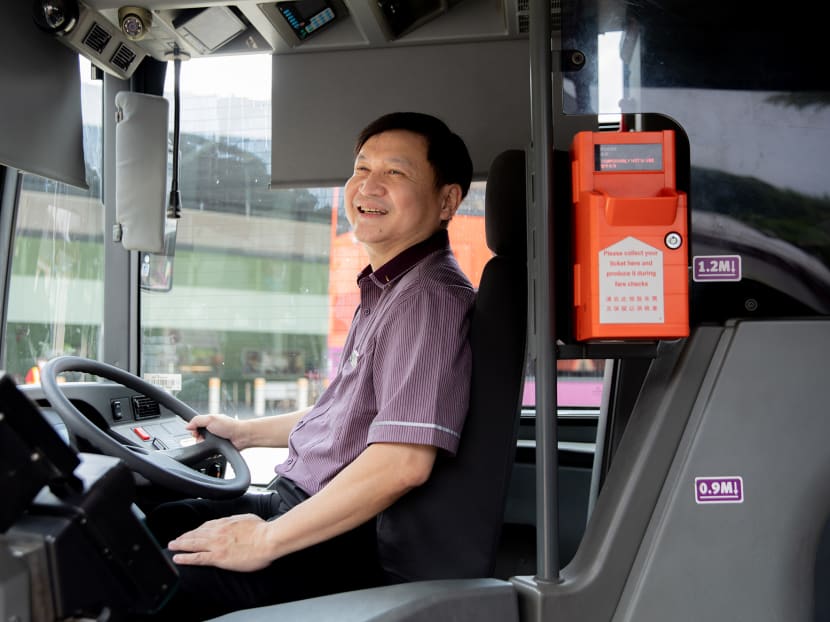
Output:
(440, 184), (463, 222)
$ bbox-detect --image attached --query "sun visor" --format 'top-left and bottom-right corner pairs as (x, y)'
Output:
(114, 91), (168, 253)
(270, 39), (530, 188)
(0, 2), (86, 188)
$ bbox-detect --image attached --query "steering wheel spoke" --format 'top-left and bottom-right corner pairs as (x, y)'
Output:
(164, 440), (222, 465)
(40, 356), (251, 499)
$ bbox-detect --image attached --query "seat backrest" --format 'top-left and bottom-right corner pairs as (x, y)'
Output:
(376, 149), (529, 582)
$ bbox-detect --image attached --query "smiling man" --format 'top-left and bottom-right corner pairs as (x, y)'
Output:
(346, 122), (463, 268)
(144, 112), (475, 620)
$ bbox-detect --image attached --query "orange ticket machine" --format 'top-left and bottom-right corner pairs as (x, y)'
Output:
(571, 130), (689, 341)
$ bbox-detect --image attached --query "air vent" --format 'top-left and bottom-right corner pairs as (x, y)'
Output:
(53, 4), (147, 79)
(132, 395), (161, 420)
(82, 21), (112, 54)
(110, 43), (137, 72)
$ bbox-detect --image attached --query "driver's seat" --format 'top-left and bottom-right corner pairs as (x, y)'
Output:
(376, 149), (529, 582)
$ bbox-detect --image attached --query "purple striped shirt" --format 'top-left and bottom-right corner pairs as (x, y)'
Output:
(275, 230), (475, 495)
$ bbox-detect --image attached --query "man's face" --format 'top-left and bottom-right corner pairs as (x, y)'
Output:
(344, 129), (458, 269)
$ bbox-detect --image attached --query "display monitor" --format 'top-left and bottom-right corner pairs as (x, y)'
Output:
(595, 142), (664, 172)
(276, 0), (337, 40)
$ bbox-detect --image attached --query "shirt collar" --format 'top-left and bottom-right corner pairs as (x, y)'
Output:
(357, 229), (450, 285)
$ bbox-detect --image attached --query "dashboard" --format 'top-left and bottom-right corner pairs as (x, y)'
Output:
(18, 381), (226, 481)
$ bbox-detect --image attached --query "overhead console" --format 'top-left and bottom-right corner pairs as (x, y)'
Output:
(32, 0), (532, 88)
(32, 0), (148, 79)
(33, 0), (274, 78)
(49, 0), (527, 79)
(259, 0), (456, 43)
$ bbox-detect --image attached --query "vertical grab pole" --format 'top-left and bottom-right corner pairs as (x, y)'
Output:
(529, 0), (561, 582)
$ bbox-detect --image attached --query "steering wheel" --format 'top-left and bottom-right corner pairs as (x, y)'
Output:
(40, 356), (251, 499)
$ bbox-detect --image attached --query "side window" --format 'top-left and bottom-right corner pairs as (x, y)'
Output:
(3, 59), (103, 384)
(555, 359), (605, 409)
(522, 361), (606, 412)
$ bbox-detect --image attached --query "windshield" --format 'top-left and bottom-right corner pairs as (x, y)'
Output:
(2, 52), (605, 486)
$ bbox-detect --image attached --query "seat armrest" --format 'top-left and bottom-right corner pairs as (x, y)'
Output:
(207, 578), (518, 622)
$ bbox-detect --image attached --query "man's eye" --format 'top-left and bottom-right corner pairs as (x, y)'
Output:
(387, 169), (402, 175)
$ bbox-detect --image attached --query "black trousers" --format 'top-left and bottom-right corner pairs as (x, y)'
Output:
(142, 478), (385, 621)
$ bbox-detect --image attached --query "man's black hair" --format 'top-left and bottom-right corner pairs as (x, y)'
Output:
(355, 112), (473, 199)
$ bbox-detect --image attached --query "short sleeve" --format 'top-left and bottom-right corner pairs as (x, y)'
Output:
(367, 284), (473, 454)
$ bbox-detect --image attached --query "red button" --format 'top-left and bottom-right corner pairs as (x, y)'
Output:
(133, 426), (151, 441)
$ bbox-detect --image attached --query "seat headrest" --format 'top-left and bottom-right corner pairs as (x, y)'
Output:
(484, 149), (527, 257)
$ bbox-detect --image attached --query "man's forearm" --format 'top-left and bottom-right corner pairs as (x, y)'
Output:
(262, 442), (437, 559)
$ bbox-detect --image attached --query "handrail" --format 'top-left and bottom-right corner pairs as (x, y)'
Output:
(529, 0), (560, 583)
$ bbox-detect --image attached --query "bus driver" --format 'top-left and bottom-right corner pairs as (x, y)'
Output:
(145, 112), (476, 620)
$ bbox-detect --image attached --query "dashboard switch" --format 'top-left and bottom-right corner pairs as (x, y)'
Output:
(132, 426), (151, 441)
(111, 400), (123, 421)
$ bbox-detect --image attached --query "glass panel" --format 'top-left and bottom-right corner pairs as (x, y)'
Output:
(133, 57), (611, 486)
(522, 360), (605, 409)
(4, 58), (103, 384)
(139, 54), (489, 484)
(561, 0), (830, 320)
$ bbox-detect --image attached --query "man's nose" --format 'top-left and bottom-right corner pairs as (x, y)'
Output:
(359, 171), (384, 195)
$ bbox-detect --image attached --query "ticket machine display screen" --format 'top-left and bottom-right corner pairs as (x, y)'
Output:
(595, 143), (663, 172)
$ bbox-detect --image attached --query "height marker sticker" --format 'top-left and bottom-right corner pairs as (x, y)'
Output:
(692, 255), (741, 282)
(695, 476), (744, 504)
